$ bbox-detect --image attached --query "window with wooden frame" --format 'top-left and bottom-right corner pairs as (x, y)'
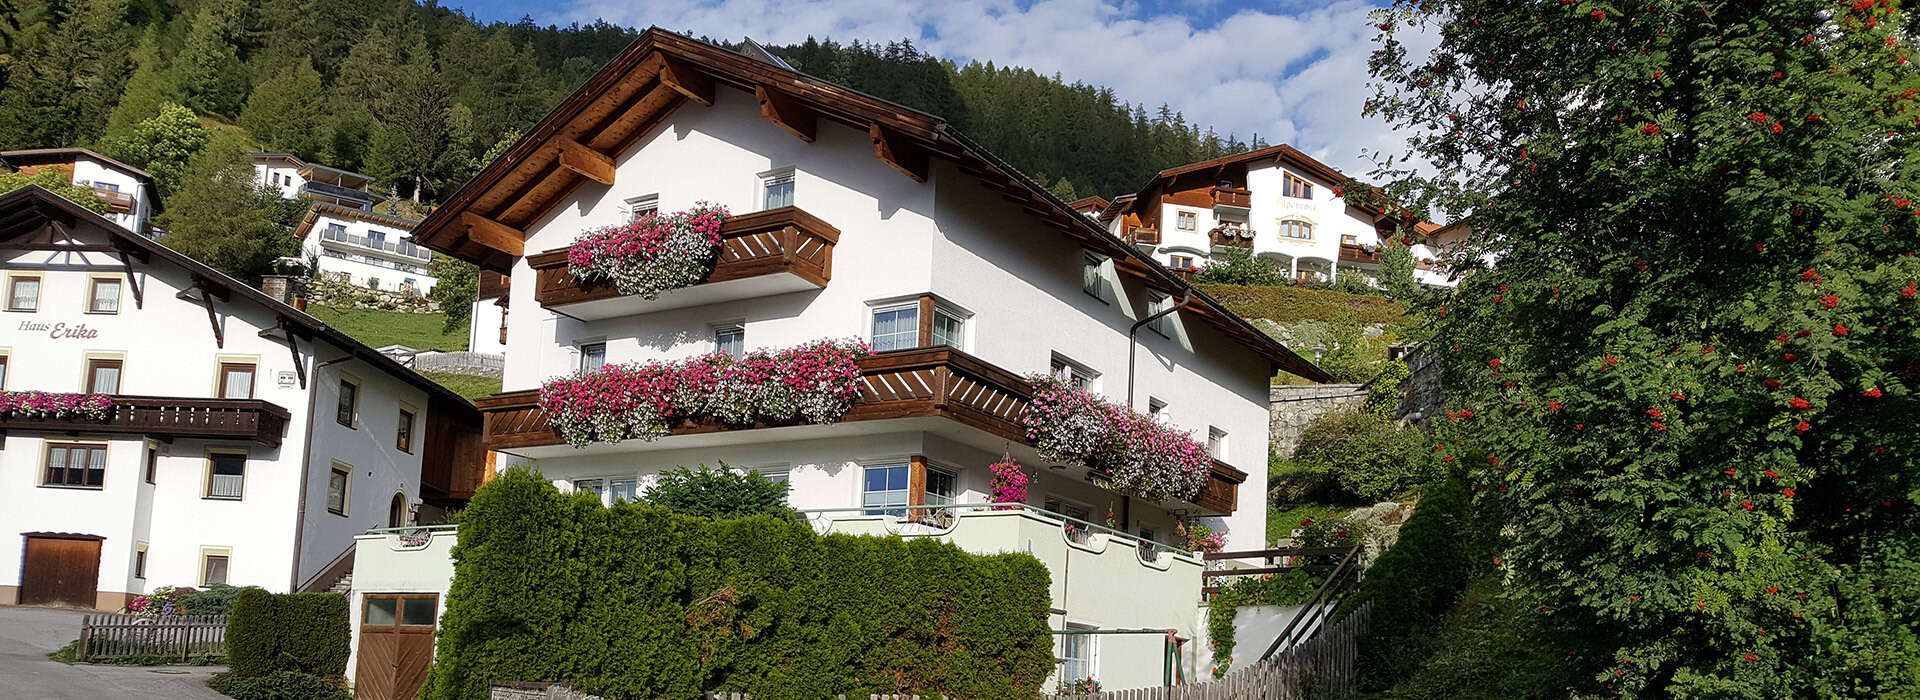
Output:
(1175, 211), (1197, 231)
(1277, 219), (1314, 241)
(6, 274), (40, 312)
(43, 442), (106, 488)
(1282, 173), (1314, 199)
(362, 593), (440, 631)
(868, 303), (920, 353)
(200, 547), (230, 587)
(336, 378), (358, 427)
(327, 464), (351, 516)
(86, 276), (121, 314)
(0, 352), (9, 390)
(217, 362), (256, 399)
(85, 357), (122, 394)
(205, 451), (246, 500)
(396, 408), (415, 453)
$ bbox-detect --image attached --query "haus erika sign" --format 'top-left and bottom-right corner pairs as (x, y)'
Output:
(17, 320), (101, 340)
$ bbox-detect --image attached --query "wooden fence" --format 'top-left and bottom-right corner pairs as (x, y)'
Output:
(1044, 603), (1373, 700)
(78, 613), (228, 662)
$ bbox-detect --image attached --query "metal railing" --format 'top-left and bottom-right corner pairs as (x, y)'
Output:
(320, 227), (432, 261)
(300, 180), (377, 206)
(798, 502), (1187, 561)
(320, 249), (430, 275)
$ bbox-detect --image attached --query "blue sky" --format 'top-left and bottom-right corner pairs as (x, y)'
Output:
(438, 0), (1426, 180)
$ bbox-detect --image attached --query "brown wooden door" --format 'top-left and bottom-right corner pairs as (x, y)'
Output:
(354, 594), (438, 700)
(19, 535), (102, 608)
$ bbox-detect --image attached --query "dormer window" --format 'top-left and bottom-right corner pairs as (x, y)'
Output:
(1082, 252), (1115, 304)
(1283, 173), (1314, 199)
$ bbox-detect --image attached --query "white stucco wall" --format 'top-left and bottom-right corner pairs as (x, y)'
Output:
(345, 526), (458, 686)
(466, 297), (508, 356)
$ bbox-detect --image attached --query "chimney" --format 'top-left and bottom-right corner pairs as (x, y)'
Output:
(260, 275), (295, 305)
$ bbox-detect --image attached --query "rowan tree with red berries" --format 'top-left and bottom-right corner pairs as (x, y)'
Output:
(1369, 0), (1920, 695)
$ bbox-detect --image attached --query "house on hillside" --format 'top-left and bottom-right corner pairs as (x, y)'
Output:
(252, 152), (380, 210)
(344, 28), (1336, 695)
(252, 153), (439, 295)
(0, 148), (157, 236)
(1104, 147), (1457, 287)
(0, 186), (484, 610)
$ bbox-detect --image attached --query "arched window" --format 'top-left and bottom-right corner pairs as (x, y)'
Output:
(1278, 219), (1315, 241)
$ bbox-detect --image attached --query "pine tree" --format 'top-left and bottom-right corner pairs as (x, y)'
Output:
(1372, 0), (1920, 694)
(158, 131), (295, 282)
(169, 0), (250, 117)
(365, 47), (448, 201)
(238, 57), (329, 160)
(0, 0), (129, 149)
(99, 28), (176, 147)
(98, 102), (208, 196)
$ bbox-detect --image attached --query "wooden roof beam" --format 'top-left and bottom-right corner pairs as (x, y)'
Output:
(657, 57), (714, 107)
(869, 123), (929, 183)
(756, 85), (816, 143)
(461, 213), (525, 258)
(555, 137), (615, 186)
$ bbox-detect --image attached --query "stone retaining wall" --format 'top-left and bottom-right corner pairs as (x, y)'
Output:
(1268, 383), (1369, 458)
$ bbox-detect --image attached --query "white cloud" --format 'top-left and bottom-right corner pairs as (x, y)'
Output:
(556, 0), (1435, 184)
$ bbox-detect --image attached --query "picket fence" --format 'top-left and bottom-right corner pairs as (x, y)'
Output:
(78, 613), (228, 662)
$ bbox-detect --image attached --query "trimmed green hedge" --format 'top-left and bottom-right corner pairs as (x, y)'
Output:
(423, 468), (1055, 699)
(1197, 283), (1407, 326)
(209, 670), (350, 700)
(226, 589), (349, 680)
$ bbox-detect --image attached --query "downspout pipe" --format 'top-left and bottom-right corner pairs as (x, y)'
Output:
(1126, 289), (1191, 408)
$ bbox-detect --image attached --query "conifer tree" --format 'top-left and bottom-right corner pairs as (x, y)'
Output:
(0, 0), (129, 148)
(238, 58), (329, 160)
(158, 131), (295, 282)
(100, 28), (177, 147)
(365, 47), (448, 201)
(169, 0), (250, 117)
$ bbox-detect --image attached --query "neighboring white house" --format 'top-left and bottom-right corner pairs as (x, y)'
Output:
(0, 148), (158, 236)
(1105, 146), (1457, 288)
(358, 29), (1335, 693)
(292, 203), (435, 295)
(0, 186), (484, 610)
(252, 152), (379, 210)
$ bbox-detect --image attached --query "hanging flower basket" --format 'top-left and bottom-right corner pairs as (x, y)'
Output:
(988, 461), (1029, 510)
(0, 391), (115, 421)
(1019, 378), (1211, 503)
(538, 338), (868, 448)
(565, 203), (731, 299)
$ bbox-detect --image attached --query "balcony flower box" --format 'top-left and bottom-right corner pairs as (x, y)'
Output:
(565, 203), (730, 299)
(0, 391), (114, 421)
(537, 338), (868, 447)
(1020, 378), (1211, 503)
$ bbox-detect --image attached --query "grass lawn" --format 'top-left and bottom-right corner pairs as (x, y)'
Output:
(307, 305), (468, 352)
(420, 371), (502, 400)
(1268, 503), (1354, 547)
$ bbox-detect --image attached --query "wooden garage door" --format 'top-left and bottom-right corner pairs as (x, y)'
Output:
(354, 594), (438, 700)
(20, 534), (103, 608)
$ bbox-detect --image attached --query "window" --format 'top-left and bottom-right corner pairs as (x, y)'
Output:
(1176, 211), (1197, 231)
(1147, 398), (1169, 424)
(200, 549), (230, 587)
(1044, 497), (1094, 544)
(574, 478), (605, 499)
(1146, 293), (1176, 337)
(1050, 354), (1099, 391)
(1340, 233), (1359, 245)
(327, 465), (350, 516)
(1208, 427), (1228, 459)
(1058, 622), (1097, 684)
(1081, 253), (1114, 303)
(1170, 254), (1195, 270)
(1283, 173), (1314, 199)
(862, 463), (911, 516)
(579, 342), (607, 372)
(367, 230), (386, 244)
(396, 408), (415, 453)
(6, 275), (39, 311)
(609, 478), (638, 504)
(43, 443), (106, 488)
(1278, 219), (1314, 240)
(0, 353), (9, 389)
(761, 170), (795, 209)
(870, 304), (919, 352)
(87, 277), (121, 314)
(96, 182), (120, 193)
(714, 325), (745, 358)
(931, 307), (965, 349)
(324, 223), (346, 238)
(625, 194), (660, 220)
(218, 363), (256, 399)
(206, 452), (245, 499)
(144, 444), (159, 484)
(134, 543), (147, 579)
(925, 467), (957, 508)
(757, 468), (791, 503)
(336, 379), (358, 427)
(363, 594), (439, 630)
(85, 358), (122, 394)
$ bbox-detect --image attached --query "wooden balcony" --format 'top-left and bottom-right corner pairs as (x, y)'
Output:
(93, 188), (135, 213)
(476, 347), (1246, 514)
(1338, 243), (1382, 266)
(0, 395), (291, 448)
(1129, 226), (1160, 245)
(1209, 225), (1254, 250)
(525, 206), (837, 320)
(1211, 186), (1252, 211)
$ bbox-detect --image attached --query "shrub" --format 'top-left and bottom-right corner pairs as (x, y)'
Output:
(1292, 409), (1427, 503)
(226, 589), (349, 680)
(1365, 360), (1410, 417)
(1195, 247), (1286, 286)
(639, 464), (795, 518)
(1344, 476), (1495, 692)
(1206, 570), (1320, 677)
(1266, 454), (1335, 508)
(1381, 579), (1586, 700)
(179, 584), (252, 617)
(209, 670), (349, 700)
(423, 468), (1055, 699)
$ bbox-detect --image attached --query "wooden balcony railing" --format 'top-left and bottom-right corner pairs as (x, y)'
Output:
(0, 395), (291, 448)
(1129, 226), (1160, 245)
(476, 347), (1247, 514)
(1338, 243), (1382, 265)
(93, 188), (135, 213)
(1211, 186), (1252, 210)
(526, 206), (837, 313)
(1209, 225), (1254, 250)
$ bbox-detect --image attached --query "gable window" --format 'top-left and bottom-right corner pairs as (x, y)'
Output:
(328, 464), (351, 516)
(1081, 253), (1115, 304)
(1146, 293), (1176, 337)
(760, 169), (795, 209)
(1278, 219), (1314, 241)
(336, 379), (358, 427)
(625, 194), (660, 220)
(579, 342), (607, 372)
(87, 277), (121, 314)
(43, 443), (106, 488)
(1283, 173), (1314, 199)
(8, 274), (40, 311)
(870, 304), (919, 352)
(1050, 354), (1100, 391)
(1176, 211), (1197, 231)
(200, 548), (230, 587)
(86, 357), (122, 394)
(862, 462), (912, 516)
(206, 452), (246, 499)
(396, 408), (415, 453)
(714, 325), (745, 358)
(1208, 427), (1228, 459)
(218, 362), (256, 399)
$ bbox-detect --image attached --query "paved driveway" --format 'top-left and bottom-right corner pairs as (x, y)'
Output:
(0, 605), (228, 699)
